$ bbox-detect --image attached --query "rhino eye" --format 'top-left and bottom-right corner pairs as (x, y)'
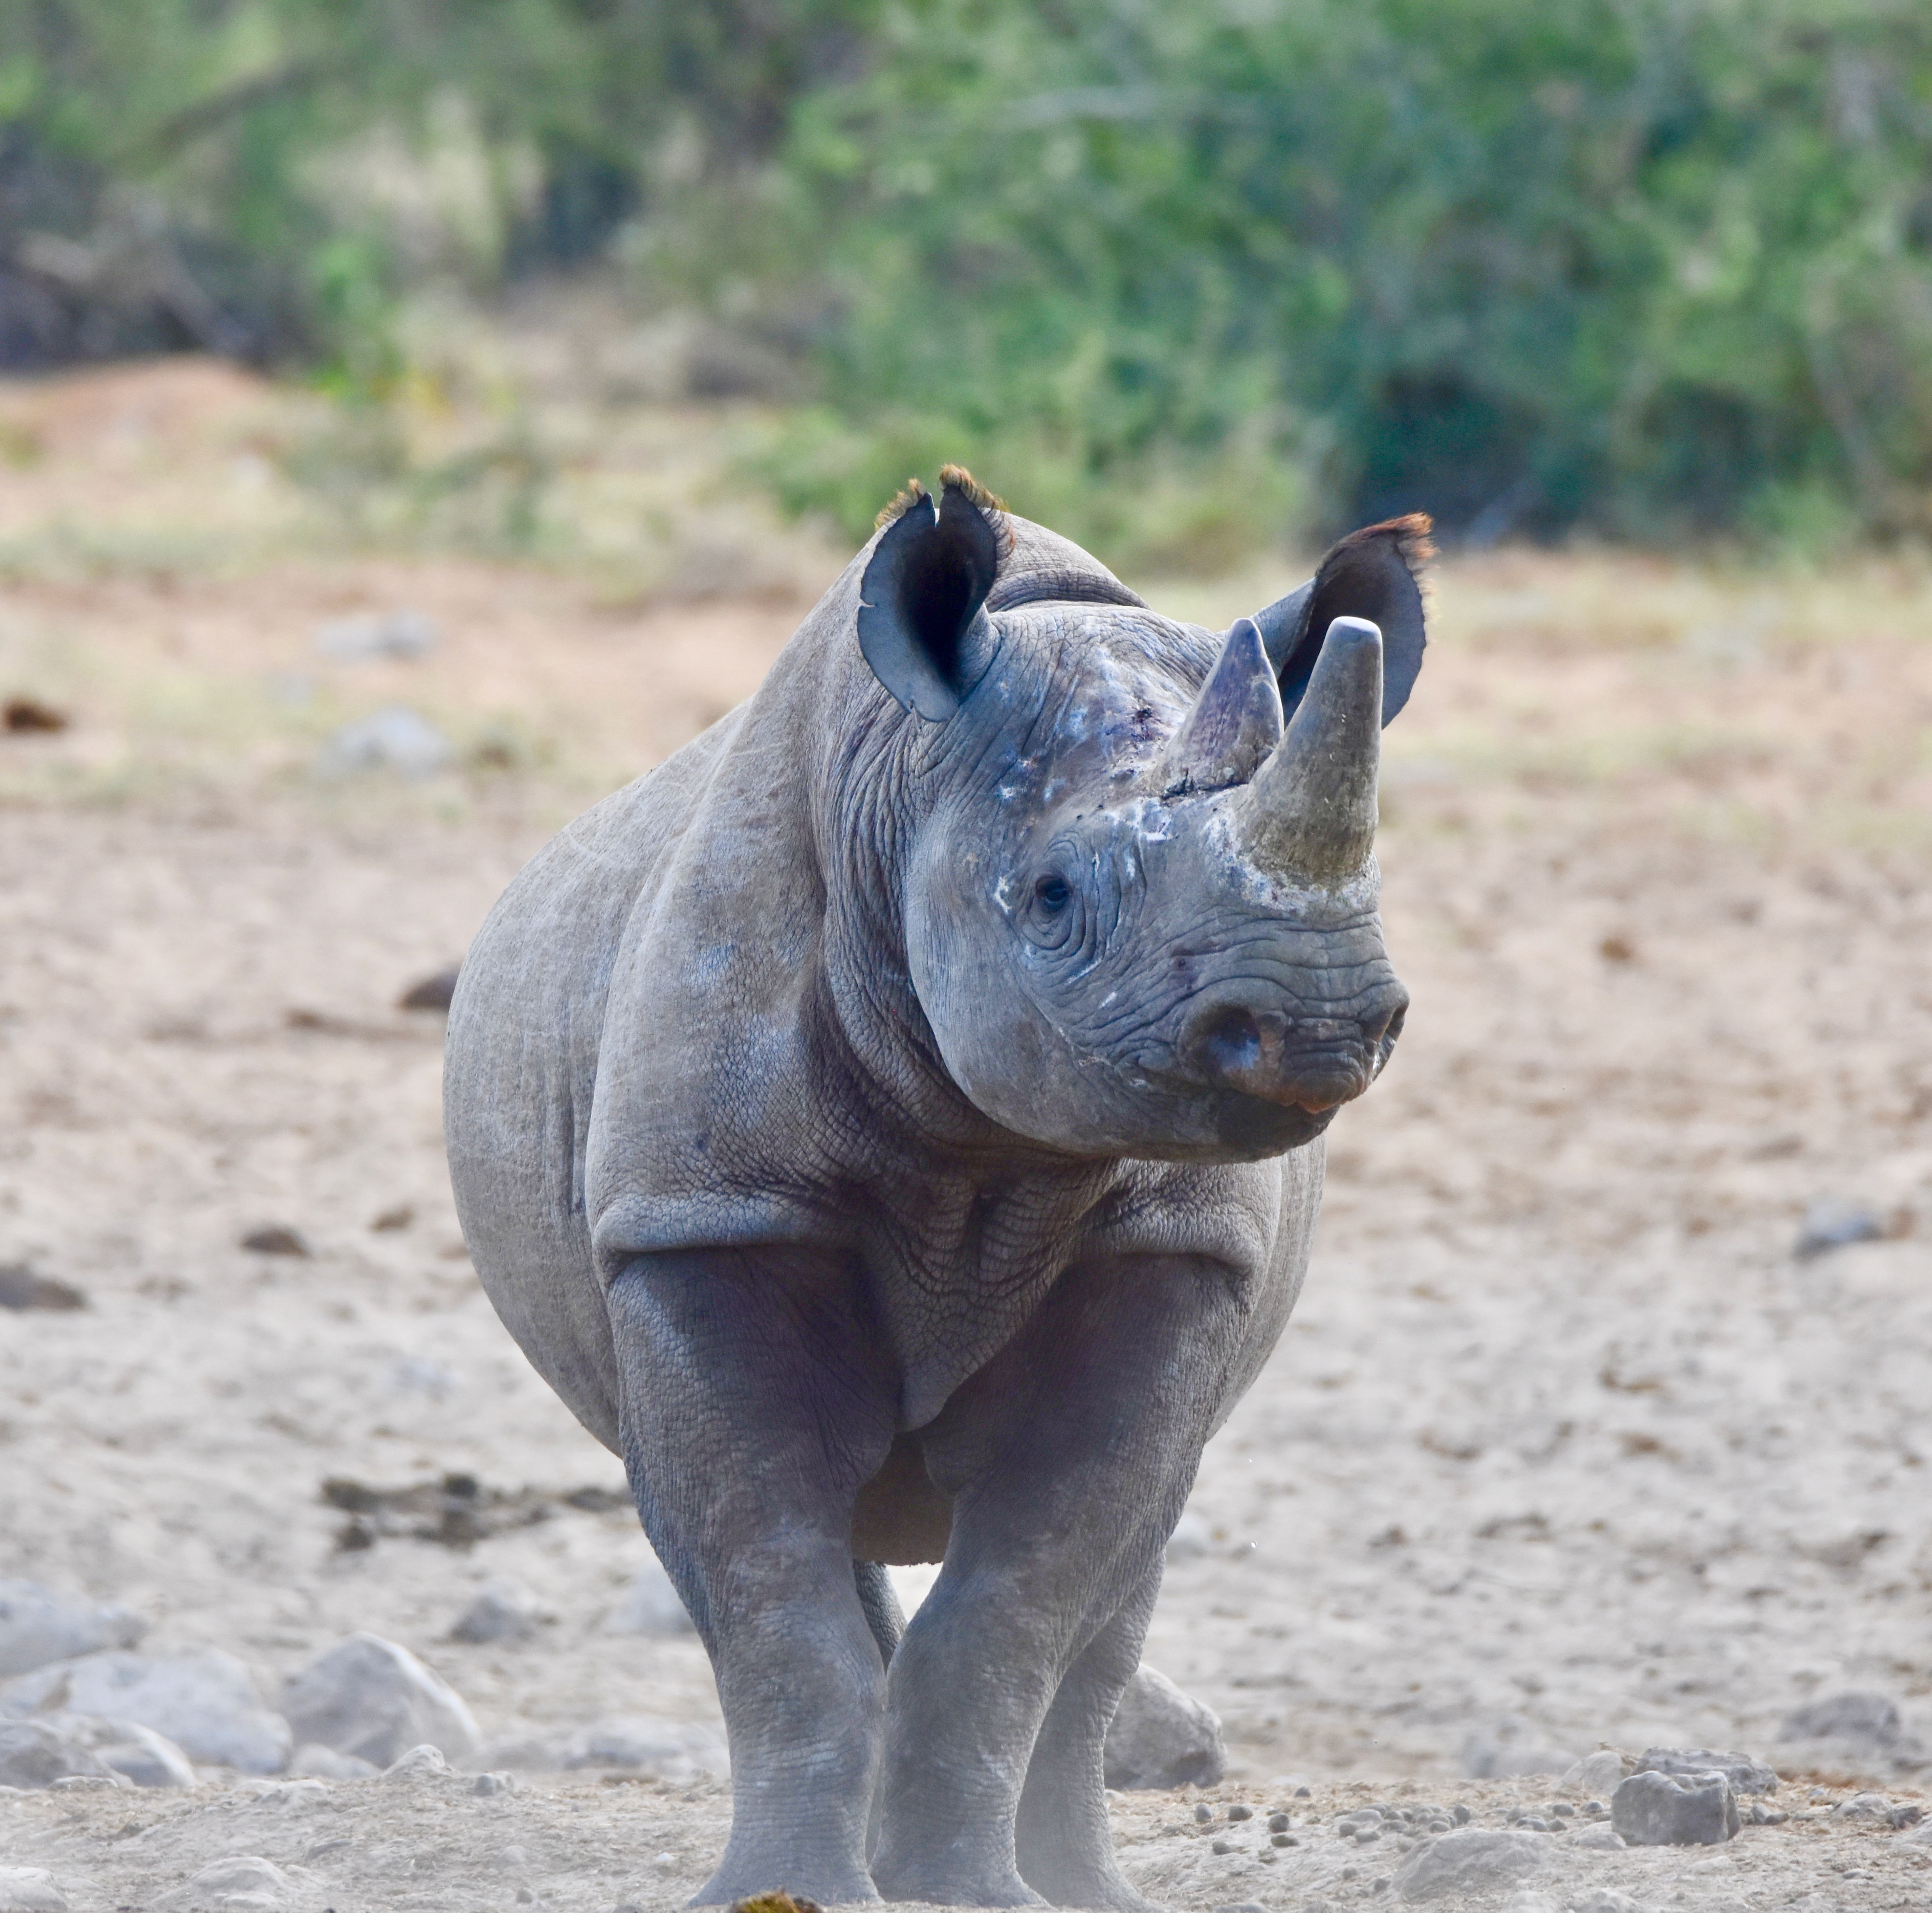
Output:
(1034, 873), (1073, 913)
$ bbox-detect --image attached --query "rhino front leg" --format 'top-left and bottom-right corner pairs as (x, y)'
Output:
(608, 1249), (898, 1907)
(1013, 1565), (1164, 1913)
(869, 1252), (1251, 1907)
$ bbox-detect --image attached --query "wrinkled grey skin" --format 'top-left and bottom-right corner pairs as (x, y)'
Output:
(445, 487), (1427, 1910)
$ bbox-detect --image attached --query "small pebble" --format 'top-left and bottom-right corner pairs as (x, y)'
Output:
(1271, 1834), (1295, 1848)
(1452, 1803), (1472, 1825)
(1211, 1838), (1234, 1855)
(0, 1266), (88, 1312)
(1267, 1813), (1290, 1832)
(399, 965), (462, 1012)
(1227, 1803), (1252, 1821)
(3, 697), (68, 732)
(1194, 1802), (1214, 1824)
(1295, 1785), (1311, 1798)
(1552, 1802), (1574, 1817)
(240, 1226), (310, 1257)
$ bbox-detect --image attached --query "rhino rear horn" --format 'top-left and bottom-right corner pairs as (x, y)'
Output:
(1157, 617), (1283, 793)
(1248, 513), (1431, 726)
(858, 474), (1003, 721)
(1236, 616), (1382, 888)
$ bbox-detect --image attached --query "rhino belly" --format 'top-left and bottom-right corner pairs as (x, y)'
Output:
(850, 1432), (954, 1565)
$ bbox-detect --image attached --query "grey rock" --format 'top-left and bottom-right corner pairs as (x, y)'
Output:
(1779, 1690), (1900, 1748)
(287, 1742), (378, 1779)
(0, 1267), (86, 1313)
(1795, 1199), (1885, 1259)
(1610, 1769), (1738, 1846)
(1, 1650), (288, 1773)
(601, 1557), (695, 1637)
(318, 706), (452, 778)
(560, 1716), (728, 1780)
(1634, 1745), (1777, 1795)
(0, 1581), (143, 1677)
(313, 610), (439, 662)
(161, 1857), (292, 1909)
(47, 1713), (195, 1788)
(1833, 1790), (1920, 1826)
(1460, 1721), (1574, 1778)
(398, 966), (461, 1012)
(1102, 1664), (1226, 1790)
(1572, 1828), (1626, 1850)
(0, 1870), (67, 1913)
(0, 1720), (124, 1790)
(1393, 1830), (1548, 1902)
(381, 1742), (454, 1781)
(279, 1633), (479, 1768)
(239, 1226), (308, 1257)
(1559, 1750), (1627, 1795)
(451, 1581), (547, 1644)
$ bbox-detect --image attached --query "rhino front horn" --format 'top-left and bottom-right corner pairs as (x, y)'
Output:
(1157, 616), (1284, 794)
(1235, 615), (1382, 887)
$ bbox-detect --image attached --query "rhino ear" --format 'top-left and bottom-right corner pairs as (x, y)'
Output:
(858, 475), (1002, 721)
(1253, 513), (1434, 726)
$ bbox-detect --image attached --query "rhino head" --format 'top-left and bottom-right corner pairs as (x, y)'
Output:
(856, 471), (1427, 1163)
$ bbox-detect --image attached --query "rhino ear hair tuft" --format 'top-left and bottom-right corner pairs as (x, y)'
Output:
(858, 475), (1002, 722)
(1253, 512), (1433, 728)
(874, 477), (930, 529)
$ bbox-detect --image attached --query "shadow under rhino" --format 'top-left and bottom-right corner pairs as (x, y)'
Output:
(444, 471), (1430, 1909)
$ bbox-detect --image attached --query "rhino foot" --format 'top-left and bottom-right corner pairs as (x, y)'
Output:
(867, 1855), (1046, 1908)
(1018, 1845), (1164, 1913)
(686, 1860), (881, 1908)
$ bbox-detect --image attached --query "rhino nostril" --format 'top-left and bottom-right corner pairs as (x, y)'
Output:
(1198, 1006), (1262, 1080)
(1369, 1001), (1407, 1049)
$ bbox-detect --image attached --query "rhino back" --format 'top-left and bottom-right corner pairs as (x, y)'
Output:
(444, 711), (749, 1453)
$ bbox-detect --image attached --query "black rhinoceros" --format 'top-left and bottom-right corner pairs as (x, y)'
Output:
(444, 472), (1429, 1908)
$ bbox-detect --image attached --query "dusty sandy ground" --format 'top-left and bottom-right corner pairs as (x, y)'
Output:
(3, 361), (1932, 1909)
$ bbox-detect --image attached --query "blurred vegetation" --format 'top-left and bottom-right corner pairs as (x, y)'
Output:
(4, 1), (1932, 567)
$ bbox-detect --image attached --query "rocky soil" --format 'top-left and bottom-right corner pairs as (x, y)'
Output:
(4, 360), (1932, 1909)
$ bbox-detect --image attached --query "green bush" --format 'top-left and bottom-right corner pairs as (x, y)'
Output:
(6, 0), (1932, 560)
(770, 0), (1932, 552)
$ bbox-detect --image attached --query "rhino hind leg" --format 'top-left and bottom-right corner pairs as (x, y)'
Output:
(1013, 1566), (1165, 1913)
(608, 1249), (899, 1907)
